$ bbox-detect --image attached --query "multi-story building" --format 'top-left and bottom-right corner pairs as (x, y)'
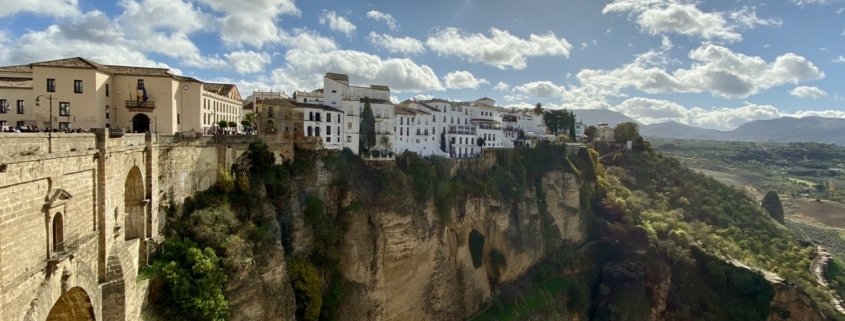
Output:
(394, 100), (445, 157)
(470, 98), (506, 149)
(0, 57), (241, 134)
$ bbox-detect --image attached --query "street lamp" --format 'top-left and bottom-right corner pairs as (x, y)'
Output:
(35, 94), (64, 153)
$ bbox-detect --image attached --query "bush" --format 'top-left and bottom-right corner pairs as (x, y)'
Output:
(248, 140), (276, 175)
(142, 236), (229, 321)
(217, 167), (235, 193)
(469, 230), (486, 268)
(289, 259), (323, 321)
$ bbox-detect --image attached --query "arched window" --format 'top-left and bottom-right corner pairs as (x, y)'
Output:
(53, 213), (64, 252)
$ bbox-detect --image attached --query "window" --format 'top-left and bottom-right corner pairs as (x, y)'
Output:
(327, 113), (332, 123)
(52, 213), (64, 253)
(331, 90), (337, 93)
(347, 122), (352, 129)
(59, 122), (70, 129)
(337, 137), (340, 142)
(337, 126), (340, 136)
(17, 100), (24, 114)
(307, 126), (312, 136)
(59, 102), (70, 116)
(316, 113), (321, 122)
(326, 136), (331, 143)
(0, 99), (6, 113)
(326, 126), (331, 135)
(400, 117), (403, 125)
(309, 112), (313, 121)
(177, 114), (181, 125)
(315, 127), (320, 136)
(137, 79), (145, 89)
(0, 121), (7, 128)
(74, 80), (83, 93)
(17, 121), (25, 127)
(347, 136), (352, 142)
(47, 79), (55, 92)
(106, 84), (109, 97)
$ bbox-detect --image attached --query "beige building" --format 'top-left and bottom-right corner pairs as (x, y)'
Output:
(0, 57), (241, 134)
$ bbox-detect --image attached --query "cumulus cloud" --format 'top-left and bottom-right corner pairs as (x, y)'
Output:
(603, 0), (780, 43)
(225, 50), (271, 74)
(117, 0), (210, 34)
(833, 56), (845, 63)
(368, 32), (425, 55)
(198, 0), (300, 47)
(791, 0), (832, 5)
(511, 81), (567, 98)
(443, 71), (489, 89)
(790, 86), (828, 99)
(577, 44), (825, 99)
(318, 10), (356, 37)
(426, 27), (572, 70)
(0, 0), (79, 17)
(366, 10), (398, 31)
(413, 94), (435, 101)
(493, 82), (510, 91)
(273, 29), (444, 93)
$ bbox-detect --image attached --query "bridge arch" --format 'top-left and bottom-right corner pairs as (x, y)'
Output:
(45, 287), (96, 321)
(124, 166), (145, 241)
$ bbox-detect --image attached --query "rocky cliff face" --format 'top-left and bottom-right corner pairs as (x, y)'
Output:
(333, 171), (585, 321)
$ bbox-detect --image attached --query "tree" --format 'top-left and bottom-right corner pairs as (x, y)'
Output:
(288, 259), (323, 321)
(440, 131), (446, 153)
(360, 97), (376, 154)
(247, 139), (275, 175)
(533, 102), (544, 115)
(614, 122), (641, 143)
(217, 120), (229, 129)
(761, 191), (785, 224)
(568, 111), (577, 141)
(142, 236), (229, 321)
(585, 126), (598, 141)
(477, 137), (485, 149)
(242, 113), (257, 129)
(227, 121), (237, 130)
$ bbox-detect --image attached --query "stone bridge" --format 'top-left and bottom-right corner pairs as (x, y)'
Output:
(0, 131), (293, 321)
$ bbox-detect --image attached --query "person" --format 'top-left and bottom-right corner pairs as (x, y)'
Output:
(13, 127), (21, 133)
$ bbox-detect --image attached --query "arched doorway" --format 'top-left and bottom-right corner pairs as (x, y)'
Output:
(124, 166), (145, 240)
(131, 114), (150, 133)
(46, 287), (96, 321)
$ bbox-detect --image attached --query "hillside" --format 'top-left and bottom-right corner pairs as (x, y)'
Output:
(641, 116), (845, 145)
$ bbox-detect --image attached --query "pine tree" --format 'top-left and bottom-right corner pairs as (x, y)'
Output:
(360, 97), (376, 154)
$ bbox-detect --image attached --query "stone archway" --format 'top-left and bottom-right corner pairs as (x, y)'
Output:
(124, 166), (145, 241)
(131, 114), (150, 133)
(45, 287), (96, 321)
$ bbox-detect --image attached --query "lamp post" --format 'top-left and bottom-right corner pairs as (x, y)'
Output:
(35, 95), (63, 153)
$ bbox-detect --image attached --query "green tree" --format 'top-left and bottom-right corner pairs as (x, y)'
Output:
(614, 122), (641, 143)
(241, 113), (257, 130)
(142, 236), (229, 321)
(289, 259), (323, 321)
(217, 120), (229, 129)
(477, 137), (485, 149)
(440, 131), (446, 153)
(247, 139), (275, 175)
(533, 102), (544, 115)
(585, 125), (598, 141)
(227, 121), (237, 129)
(360, 97), (376, 154)
(568, 111), (577, 141)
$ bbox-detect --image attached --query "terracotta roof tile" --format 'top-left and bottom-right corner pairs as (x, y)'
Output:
(0, 77), (33, 89)
(0, 64), (33, 73)
(31, 57), (105, 69)
(204, 83), (236, 96)
(101, 65), (172, 76)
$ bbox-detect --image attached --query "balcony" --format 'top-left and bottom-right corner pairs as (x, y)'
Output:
(448, 129), (476, 135)
(375, 130), (393, 135)
(125, 100), (155, 110)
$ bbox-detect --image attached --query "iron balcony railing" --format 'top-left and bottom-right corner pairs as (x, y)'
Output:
(125, 100), (155, 108)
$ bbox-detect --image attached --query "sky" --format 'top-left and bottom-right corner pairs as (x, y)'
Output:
(1, 0), (844, 130)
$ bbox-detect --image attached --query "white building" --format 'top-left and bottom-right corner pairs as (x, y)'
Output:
(469, 98), (506, 149)
(574, 120), (586, 140)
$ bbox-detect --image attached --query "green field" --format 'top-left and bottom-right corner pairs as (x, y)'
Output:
(786, 219), (845, 260)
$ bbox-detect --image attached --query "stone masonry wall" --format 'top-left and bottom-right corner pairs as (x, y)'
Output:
(0, 132), (294, 321)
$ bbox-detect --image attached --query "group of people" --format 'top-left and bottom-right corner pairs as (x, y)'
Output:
(2, 125), (91, 133)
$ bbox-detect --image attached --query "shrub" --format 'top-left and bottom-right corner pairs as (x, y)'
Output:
(289, 259), (323, 321)
(142, 236), (229, 321)
(217, 167), (235, 193)
(248, 140), (276, 175)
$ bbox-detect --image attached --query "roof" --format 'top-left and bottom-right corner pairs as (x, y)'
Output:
(370, 85), (390, 91)
(32, 57), (105, 70)
(423, 98), (451, 104)
(0, 77), (33, 89)
(204, 83), (237, 96)
(172, 75), (202, 83)
(360, 98), (393, 105)
(325, 72), (349, 82)
(395, 106), (415, 115)
(259, 98), (296, 107)
(0, 64), (33, 73)
(243, 102), (254, 110)
(101, 65), (172, 77)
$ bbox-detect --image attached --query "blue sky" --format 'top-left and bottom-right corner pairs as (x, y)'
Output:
(1, 0), (843, 129)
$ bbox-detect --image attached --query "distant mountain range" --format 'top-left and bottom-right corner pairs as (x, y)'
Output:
(571, 109), (845, 145)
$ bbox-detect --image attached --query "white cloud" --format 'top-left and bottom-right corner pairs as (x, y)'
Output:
(426, 27), (572, 70)
(390, 95), (400, 104)
(577, 44), (825, 99)
(493, 82), (510, 91)
(660, 35), (673, 51)
(273, 29), (444, 93)
(318, 10), (356, 37)
(833, 56), (845, 63)
(225, 50), (271, 74)
(0, 0), (79, 18)
(603, 0), (780, 43)
(117, 0), (210, 34)
(614, 98), (782, 129)
(197, 0), (300, 48)
(366, 10), (398, 31)
(413, 94), (434, 101)
(511, 81), (567, 98)
(368, 32), (425, 55)
(443, 70), (489, 89)
(764, 44), (771, 48)
(791, 0), (832, 5)
(790, 86), (828, 99)
(580, 42), (588, 50)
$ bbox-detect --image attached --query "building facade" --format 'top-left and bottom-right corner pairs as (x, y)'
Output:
(0, 57), (241, 135)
